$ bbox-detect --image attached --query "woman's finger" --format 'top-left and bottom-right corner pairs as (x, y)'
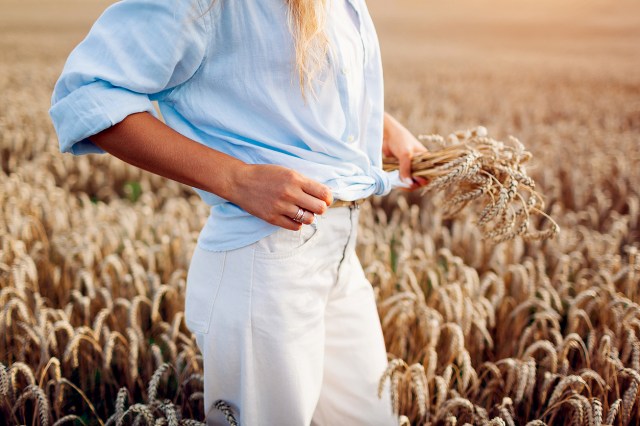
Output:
(300, 178), (333, 207)
(287, 205), (314, 225)
(413, 176), (430, 187)
(298, 209), (315, 225)
(274, 214), (303, 231)
(296, 192), (328, 216)
(398, 152), (413, 182)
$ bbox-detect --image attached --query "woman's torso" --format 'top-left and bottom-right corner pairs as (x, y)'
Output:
(149, 0), (390, 250)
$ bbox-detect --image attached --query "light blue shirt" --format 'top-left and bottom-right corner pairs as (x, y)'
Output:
(50, 0), (395, 251)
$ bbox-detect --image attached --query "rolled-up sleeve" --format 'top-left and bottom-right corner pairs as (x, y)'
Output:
(49, 0), (209, 155)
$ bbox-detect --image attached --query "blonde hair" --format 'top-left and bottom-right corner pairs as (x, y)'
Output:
(285, 0), (330, 99)
(204, 0), (330, 99)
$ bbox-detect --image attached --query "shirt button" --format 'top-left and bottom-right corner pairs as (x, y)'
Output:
(341, 67), (349, 75)
(347, 135), (355, 142)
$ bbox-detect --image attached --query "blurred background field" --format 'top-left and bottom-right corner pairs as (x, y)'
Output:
(1, 0), (639, 424)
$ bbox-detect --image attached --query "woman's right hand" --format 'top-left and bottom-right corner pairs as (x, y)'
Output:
(229, 164), (333, 230)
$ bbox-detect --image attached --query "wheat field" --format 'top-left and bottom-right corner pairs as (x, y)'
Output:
(1, 0), (639, 424)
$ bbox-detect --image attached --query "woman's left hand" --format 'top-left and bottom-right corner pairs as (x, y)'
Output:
(382, 112), (430, 190)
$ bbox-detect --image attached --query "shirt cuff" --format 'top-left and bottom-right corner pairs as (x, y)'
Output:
(49, 79), (158, 155)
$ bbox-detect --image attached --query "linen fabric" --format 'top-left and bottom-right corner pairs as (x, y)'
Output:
(49, 0), (395, 251)
(185, 206), (398, 425)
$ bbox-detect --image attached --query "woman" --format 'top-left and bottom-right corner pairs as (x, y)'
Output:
(50, 0), (427, 424)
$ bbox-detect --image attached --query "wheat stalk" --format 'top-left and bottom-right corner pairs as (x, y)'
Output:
(148, 363), (173, 404)
(52, 414), (87, 426)
(213, 400), (238, 426)
(604, 399), (621, 425)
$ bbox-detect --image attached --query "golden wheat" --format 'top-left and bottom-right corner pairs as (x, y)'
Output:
(2, 0), (640, 425)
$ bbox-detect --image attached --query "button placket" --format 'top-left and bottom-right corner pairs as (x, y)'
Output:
(344, 0), (367, 64)
(330, 0), (366, 144)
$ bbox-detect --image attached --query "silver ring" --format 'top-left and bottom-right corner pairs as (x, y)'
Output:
(292, 207), (305, 223)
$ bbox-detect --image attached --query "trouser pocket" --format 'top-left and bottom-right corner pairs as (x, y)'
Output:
(253, 224), (320, 258)
(184, 246), (226, 335)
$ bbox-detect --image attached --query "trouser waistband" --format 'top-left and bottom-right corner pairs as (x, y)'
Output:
(329, 198), (366, 209)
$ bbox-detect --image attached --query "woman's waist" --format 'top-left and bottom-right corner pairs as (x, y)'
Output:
(191, 158), (392, 209)
(196, 197), (363, 252)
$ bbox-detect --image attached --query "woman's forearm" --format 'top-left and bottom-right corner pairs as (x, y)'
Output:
(88, 112), (332, 229)
(89, 112), (245, 201)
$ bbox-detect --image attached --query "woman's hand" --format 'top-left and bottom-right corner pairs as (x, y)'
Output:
(230, 164), (333, 231)
(382, 112), (429, 190)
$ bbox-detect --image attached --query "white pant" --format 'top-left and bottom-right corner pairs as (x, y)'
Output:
(184, 206), (398, 426)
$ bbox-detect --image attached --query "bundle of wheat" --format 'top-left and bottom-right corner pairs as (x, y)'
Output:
(383, 126), (560, 243)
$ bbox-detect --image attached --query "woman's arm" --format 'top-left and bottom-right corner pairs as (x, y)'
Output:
(381, 111), (429, 190)
(50, 0), (331, 229)
(89, 112), (332, 229)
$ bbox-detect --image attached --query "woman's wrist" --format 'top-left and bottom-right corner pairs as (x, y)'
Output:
(223, 162), (254, 205)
